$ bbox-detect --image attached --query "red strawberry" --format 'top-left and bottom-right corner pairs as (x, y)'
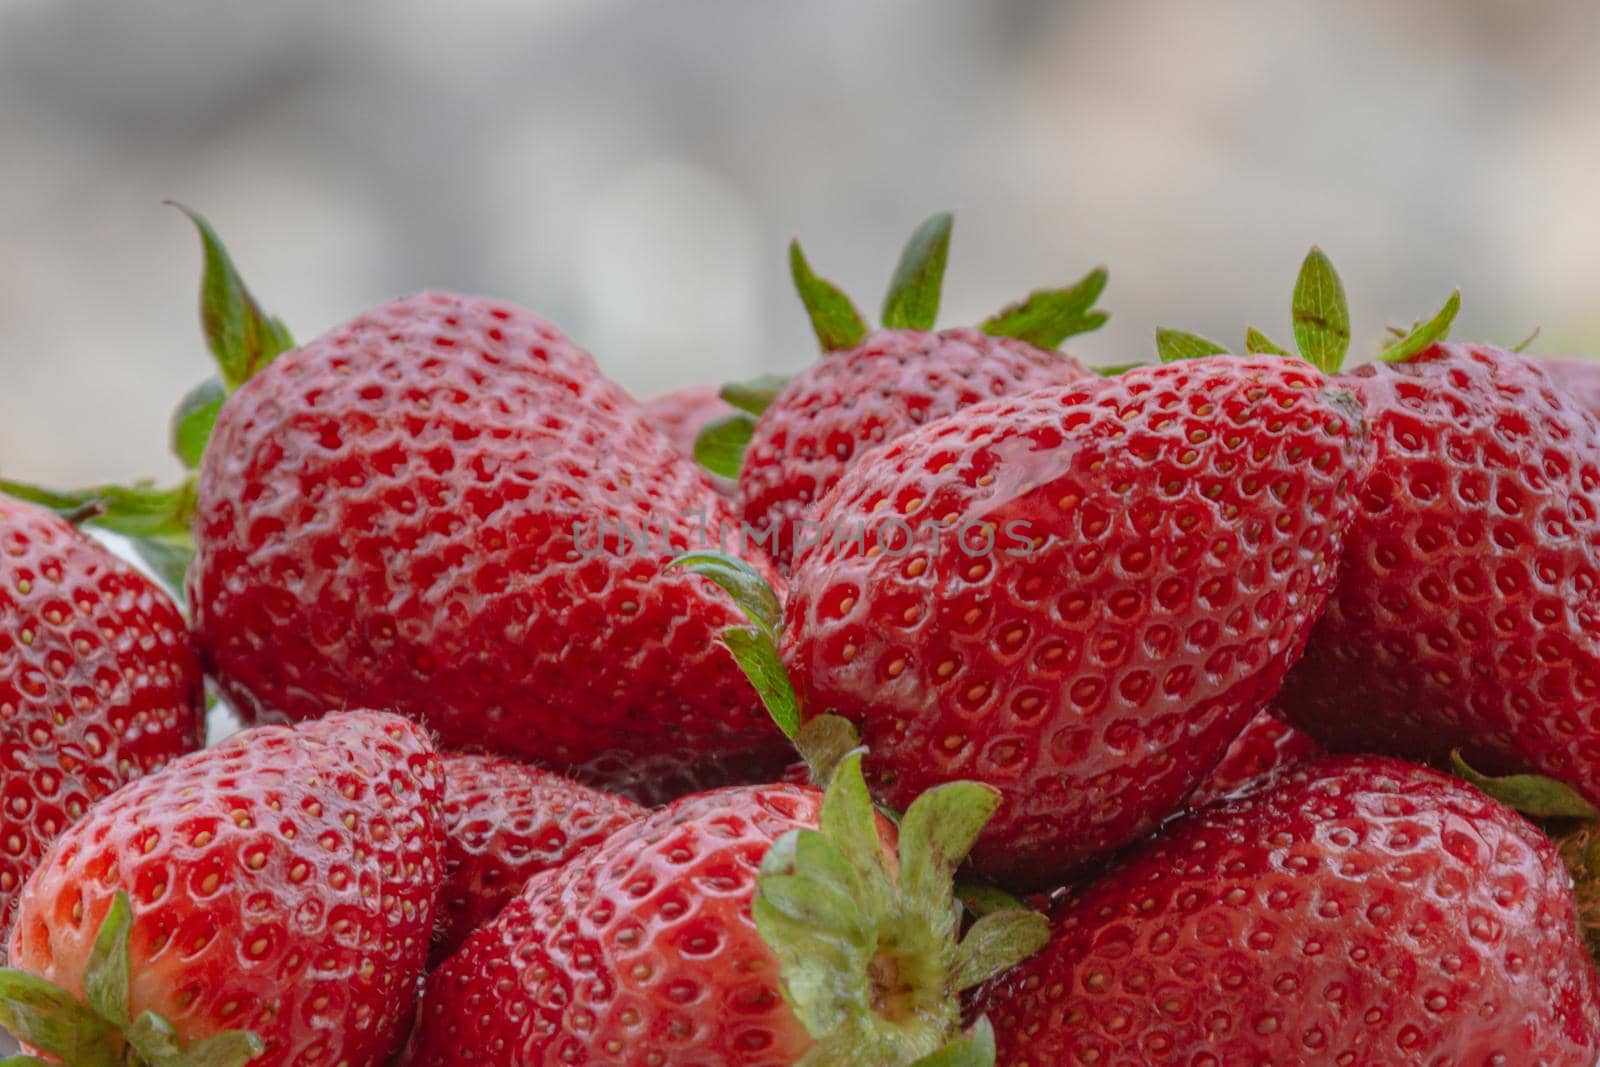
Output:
(0, 709), (444, 1067)
(0, 494), (204, 923)
(411, 752), (1045, 1066)
(1275, 342), (1600, 795)
(433, 753), (643, 961)
(778, 354), (1366, 890)
(188, 290), (786, 784)
(640, 384), (737, 463)
(1187, 708), (1319, 808)
(976, 755), (1600, 1066)
(724, 213), (1105, 569)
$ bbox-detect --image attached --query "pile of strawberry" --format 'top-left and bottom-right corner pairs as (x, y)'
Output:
(3, 209), (1600, 1066)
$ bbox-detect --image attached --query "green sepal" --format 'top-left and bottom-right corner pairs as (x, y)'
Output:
(1244, 327), (1289, 356)
(670, 551), (800, 738)
(793, 715), (861, 789)
(1290, 246), (1351, 373)
(881, 212), (953, 331)
(168, 203), (293, 393)
(897, 781), (999, 945)
(693, 413), (756, 480)
(0, 970), (117, 1066)
(0, 478), (196, 600)
(1450, 751), (1600, 818)
(85, 892), (132, 1028)
(1375, 290), (1460, 364)
(954, 880), (1025, 918)
(722, 629), (801, 737)
(1155, 328), (1228, 363)
(1092, 362), (1146, 377)
(950, 909), (1049, 991)
(0, 890), (261, 1067)
(171, 377), (226, 470)
(790, 240), (870, 352)
(0, 1055), (60, 1065)
(979, 267), (1109, 349)
(910, 1019), (997, 1067)
(720, 374), (791, 417)
(1510, 326), (1541, 353)
(755, 753), (1045, 1065)
(671, 550), (781, 632)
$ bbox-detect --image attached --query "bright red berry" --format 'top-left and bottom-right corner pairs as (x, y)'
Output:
(977, 755), (1600, 1066)
(1, 710), (444, 1067)
(783, 355), (1367, 890)
(433, 753), (643, 961)
(189, 291), (785, 786)
(0, 495), (204, 920)
(1277, 344), (1600, 796)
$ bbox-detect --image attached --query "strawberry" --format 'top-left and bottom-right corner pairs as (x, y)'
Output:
(1187, 708), (1319, 808)
(0, 494), (204, 924)
(975, 755), (1600, 1066)
(183, 287), (787, 783)
(751, 352), (1367, 891)
(0, 709), (444, 1067)
(410, 751), (1046, 1066)
(433, 753), (643, 961)
(1269, 335), (1600, 795)
(713, 213), (1105, 569)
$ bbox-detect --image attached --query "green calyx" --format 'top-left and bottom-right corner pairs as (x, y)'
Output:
(755, 754), (1048, 1067)
(0, 892), (262, 1067)
(1449, 750), (1600, 819)
(1154, 246), (1459, 373)
(0, 206), (290, 602)
(787, 211), (1109, 352)
(699, 212), (1110, 479)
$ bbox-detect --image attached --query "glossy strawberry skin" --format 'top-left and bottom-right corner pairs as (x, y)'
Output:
(740, 328), (1091, 569)
(977, 755), (1600, 1066)
(1187, 708), (1319, 808)
(8, 710), (444, 1067)
(0, 496), (204, 921)
(783, 356), (1367, 890)
(433, 753), (644, 961)
(189, 291), (785, 783)
(1277, 345), (1600, 793)
(412, 784), (824, 1066)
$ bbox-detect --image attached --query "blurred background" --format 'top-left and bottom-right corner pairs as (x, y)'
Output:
(2, 0), (1599, 486)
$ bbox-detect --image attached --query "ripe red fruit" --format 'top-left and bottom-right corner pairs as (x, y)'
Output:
(782, 355), (1367, 890)
(0, 495), (204, 920)
(1276, 344), (1600, 795)
(0, 710), (444, 1067)
(189, 291), (785, 784)
(433, 753), (643, 961)
(733, 213), (1106, 569)
(742, 328), (1094, 567)
(411, 753), (1044, 1066)
(976, 755), (1600, 1065)
(1187, 708), (1319, 808)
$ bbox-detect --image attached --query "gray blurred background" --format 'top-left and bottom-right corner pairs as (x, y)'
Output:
(3, 0), (1599, 486)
